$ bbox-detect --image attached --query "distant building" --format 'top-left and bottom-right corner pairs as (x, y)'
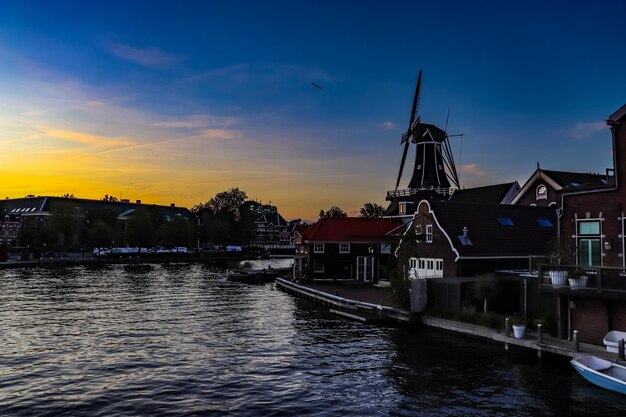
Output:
(244, 201), (291, 249)
(0, 196), (192, 250)
(0, 216), (20, 246)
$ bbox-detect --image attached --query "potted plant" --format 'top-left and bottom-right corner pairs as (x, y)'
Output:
(511, 314), (527, 339)
(568, 269), (588, 289)
(547, 238), (571, 286)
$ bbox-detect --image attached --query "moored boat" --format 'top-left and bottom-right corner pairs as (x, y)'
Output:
(227, 268), (283, 284)
(570, 355), (626, 395)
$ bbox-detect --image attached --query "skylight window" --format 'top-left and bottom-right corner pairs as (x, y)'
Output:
(497, 217), (514, 226)
(537, 218), (554, 228)
(458, 235), (473, 246)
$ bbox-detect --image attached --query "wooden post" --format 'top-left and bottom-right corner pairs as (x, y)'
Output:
(573, 330), (579, 352)
(619, 339), (625, 361)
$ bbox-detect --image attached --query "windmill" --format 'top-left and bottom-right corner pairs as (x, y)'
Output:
(394, 70), (461, 195)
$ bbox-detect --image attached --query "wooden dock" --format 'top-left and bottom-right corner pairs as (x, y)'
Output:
(422, 315), (618, 361)
(275, 278), (413, 323)
(277, 278), (621, 361)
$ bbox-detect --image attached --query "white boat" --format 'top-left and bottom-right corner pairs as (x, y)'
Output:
(570, 355), (626, 395)
(603, 330), (626, 354)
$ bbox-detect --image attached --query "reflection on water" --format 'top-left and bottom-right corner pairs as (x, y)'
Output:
(0, 264), (625, 416)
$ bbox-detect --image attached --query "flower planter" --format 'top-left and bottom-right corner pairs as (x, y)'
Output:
(549, 270), (568, 286)
(512, 324), (526, 339)
(568, 275), (588, 289)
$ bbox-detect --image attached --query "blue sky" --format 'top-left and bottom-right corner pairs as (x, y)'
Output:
(1, 1), (625, 219)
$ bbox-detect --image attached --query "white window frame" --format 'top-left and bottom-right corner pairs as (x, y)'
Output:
(356, 256), (375, 282)
(536, 184), (548, 200)
(339, 243), (350, 254)
(426, 224), (433, 243)
(314, 243), (325, 253)
(576, 219), (602, 267)
(313, 261), (324, 273)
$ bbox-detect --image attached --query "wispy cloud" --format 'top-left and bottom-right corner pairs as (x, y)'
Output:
(180, 62), (335, 86)
(37, 128), (138, 147)
(559, 121), (606, 139)
(460, 163), (486, 177)
(102, 41), (183, 69)
(153, 114), (239, 129)
(377, 121), (395, 130)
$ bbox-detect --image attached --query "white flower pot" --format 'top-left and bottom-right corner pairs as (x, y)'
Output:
(568, 275), (588, 289)
(549, 270), (568, 286)
(512, 324), (526, 339)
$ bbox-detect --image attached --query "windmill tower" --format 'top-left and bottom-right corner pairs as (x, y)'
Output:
(386, 70), (460, 206)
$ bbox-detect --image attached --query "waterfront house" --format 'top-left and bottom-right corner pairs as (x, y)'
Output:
(297, 217), (404, 283)
(535, 104), (626, 344)
(406, 199), (557, 278)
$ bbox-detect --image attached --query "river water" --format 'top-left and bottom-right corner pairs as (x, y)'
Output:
(1, 263), (625, 416)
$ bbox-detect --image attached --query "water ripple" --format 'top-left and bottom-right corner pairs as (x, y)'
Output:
(1, 264), (626, 416)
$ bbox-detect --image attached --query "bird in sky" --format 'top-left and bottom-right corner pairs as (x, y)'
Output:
(311, 82), (324, 90)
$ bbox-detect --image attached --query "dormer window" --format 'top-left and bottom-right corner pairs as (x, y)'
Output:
(497, 217), (515, 226)
(536, 184), (547, 200)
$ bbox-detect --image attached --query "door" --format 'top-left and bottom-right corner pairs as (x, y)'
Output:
(357, 256), (375, 282)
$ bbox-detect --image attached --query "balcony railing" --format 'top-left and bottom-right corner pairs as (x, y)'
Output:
(386, 187), (455, 199)
(538, 264), (626, 294)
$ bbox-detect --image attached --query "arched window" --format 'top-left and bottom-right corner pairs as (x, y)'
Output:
(536, 184), (547, 200)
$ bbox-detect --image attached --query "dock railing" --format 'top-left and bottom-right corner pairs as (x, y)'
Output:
(538, 263), (626, 294)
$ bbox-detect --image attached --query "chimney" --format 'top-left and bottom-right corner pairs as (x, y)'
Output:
(136, 199), (141, 204)
(170, 203), (175, 207)
(462, 226), (469, 237)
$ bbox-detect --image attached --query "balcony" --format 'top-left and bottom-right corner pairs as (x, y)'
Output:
(538, 264), (626, 298)
(386, 187), (455, 200)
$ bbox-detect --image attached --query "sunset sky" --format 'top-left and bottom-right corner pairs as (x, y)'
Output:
(2, 1), (626, 220)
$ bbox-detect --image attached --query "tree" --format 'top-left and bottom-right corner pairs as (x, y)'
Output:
(159, 216), (194, 248)
(195, 188), (247, 220)
(319, 206), (347, 219)
(472, 273), (500, 314)
(102, 194), (119, 202)
(359, 202), (386, 218)
(125, 208), (156, 248)
(49, 202), (81, 249)
(87, 219), (115, 248)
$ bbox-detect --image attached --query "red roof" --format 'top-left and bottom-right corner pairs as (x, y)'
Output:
(302, 217), (404, 242)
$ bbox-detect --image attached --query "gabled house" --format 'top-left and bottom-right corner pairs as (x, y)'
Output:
(510, 167), (612, 208)
(535, 104), (626, 345)
(296, 217), (405, 283)
(406, 200), (557, 278)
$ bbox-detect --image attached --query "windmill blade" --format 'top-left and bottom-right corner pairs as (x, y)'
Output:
(441, 136), (460, 188)
(402, 70), (423, 144)
(411, 70), (423, 122)
(395, 139), (410, 190)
